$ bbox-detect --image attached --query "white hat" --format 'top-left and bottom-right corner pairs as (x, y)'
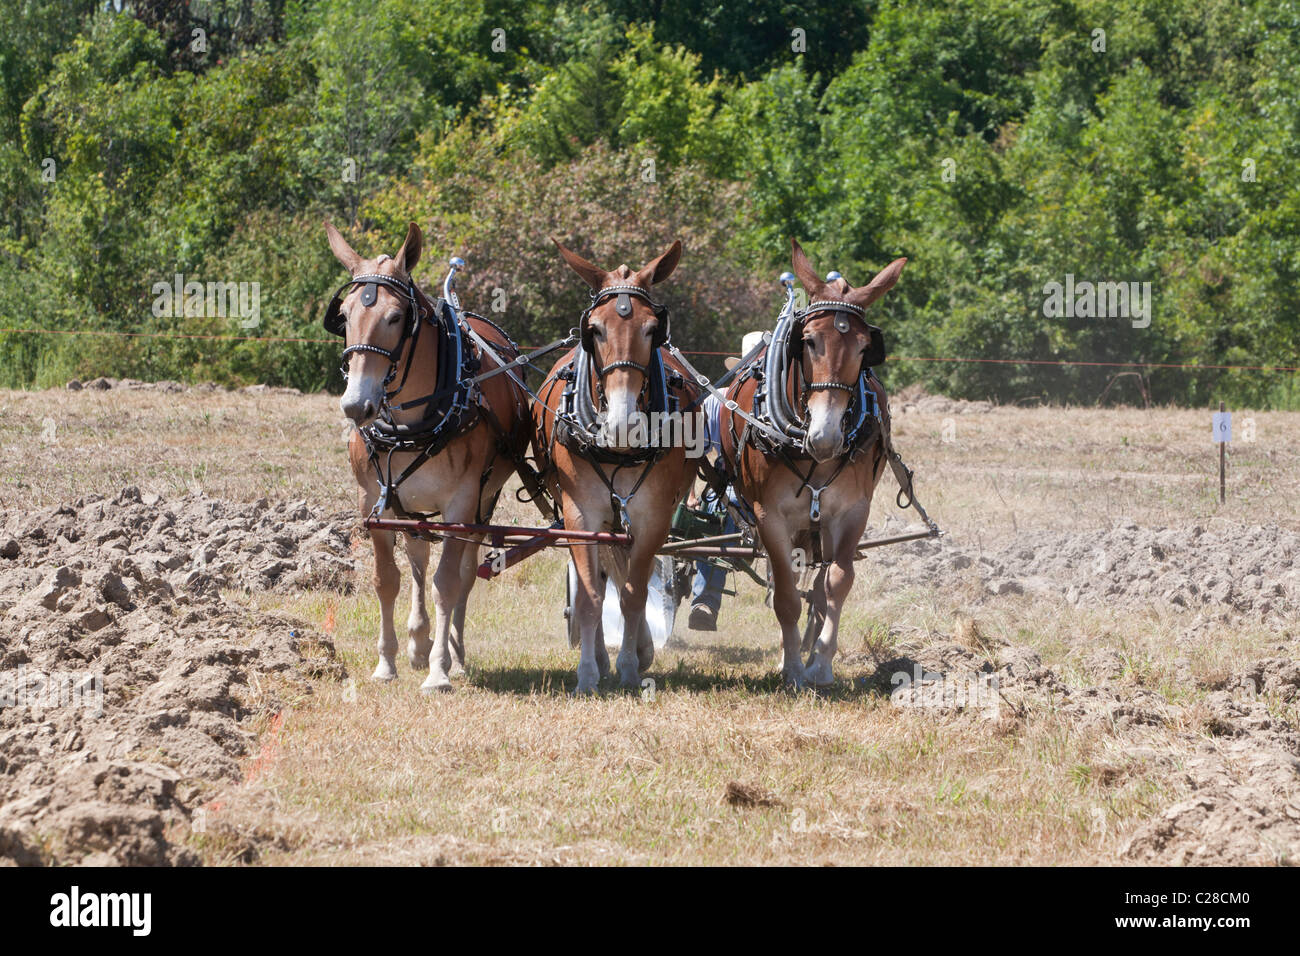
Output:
(725, 330), (766, 370)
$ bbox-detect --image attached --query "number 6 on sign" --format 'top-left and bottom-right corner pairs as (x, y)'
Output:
(1212, 410), (1231, 443)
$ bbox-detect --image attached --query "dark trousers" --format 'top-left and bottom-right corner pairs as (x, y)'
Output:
(690, 500), (736, 612)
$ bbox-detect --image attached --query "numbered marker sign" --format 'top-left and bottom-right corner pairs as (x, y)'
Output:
(1213, 410), (1232, 443)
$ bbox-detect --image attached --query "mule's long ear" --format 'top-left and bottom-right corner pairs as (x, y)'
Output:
(848, 257), (908, 309)
(790, 238), (823, 299)
(325, 220), (362, 274)
(393, 221), (422, 276)
(636, 239), (682, 287)
(551, 236), (608, 290)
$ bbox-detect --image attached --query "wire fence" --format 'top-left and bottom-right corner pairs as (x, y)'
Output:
(3, 325), (1298, 373)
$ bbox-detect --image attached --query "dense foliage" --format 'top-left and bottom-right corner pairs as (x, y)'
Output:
(1, 0), (1297, 405)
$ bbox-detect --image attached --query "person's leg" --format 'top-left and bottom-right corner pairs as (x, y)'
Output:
(689, 503), (735, 629)
(692, 559), (725, 611)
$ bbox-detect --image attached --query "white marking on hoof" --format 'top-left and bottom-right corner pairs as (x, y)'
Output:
(420, 672), (454, 694)
(576, 660), (602, 695)
(372, 658), (398, 682)
(804, 655), (835, 687)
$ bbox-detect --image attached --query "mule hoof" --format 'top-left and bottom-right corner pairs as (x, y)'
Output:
(371, 659), (398, 682)
(637, 639), (655, 672)
(781, 668), (810, 692)
(448, 660), (466, 678)
(407, 635), (431, 668)
(420, 674), (454, 695)
(804, 657), (835, 687)
(576, 660), (603, 695)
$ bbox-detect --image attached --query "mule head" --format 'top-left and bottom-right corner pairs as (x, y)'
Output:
(325, 220), (423, 426)
(551, 236), (681, 440)
(789, 238), (906, 462)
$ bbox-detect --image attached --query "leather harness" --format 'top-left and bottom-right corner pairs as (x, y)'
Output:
(536, 283), (686, 534)
(713, 294), (934, 566)
(324, 269), (546, 525)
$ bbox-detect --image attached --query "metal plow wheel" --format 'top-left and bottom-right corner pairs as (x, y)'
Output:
(564, 555), (679, 650)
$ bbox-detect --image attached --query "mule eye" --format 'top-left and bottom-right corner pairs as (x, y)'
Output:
(386, 312), (402, 325)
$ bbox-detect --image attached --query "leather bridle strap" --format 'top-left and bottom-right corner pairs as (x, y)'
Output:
(597, 359), (652, 378)
(580, 284), (668, 379)
(336, 273), (423, 393)
(796, 298), (866, 395)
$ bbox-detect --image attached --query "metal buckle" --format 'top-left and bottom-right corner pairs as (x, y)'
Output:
(612, 492), (633, 536)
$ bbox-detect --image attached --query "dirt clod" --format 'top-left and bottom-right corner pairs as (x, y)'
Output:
(0, 490), (352, 865)
(724, 781), (785, 809)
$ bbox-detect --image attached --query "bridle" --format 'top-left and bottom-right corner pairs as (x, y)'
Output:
(796, 298), (871, 400)
(579, 283), (670, 389)
(539, 281), (677, 532)
(322, 270), (426, 398)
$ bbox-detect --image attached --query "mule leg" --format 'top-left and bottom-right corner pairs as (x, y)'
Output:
(405, 534), (433, 669)
(567, 506), (606, 695)
(420, 533), (470, 694)
(804, 559), (852, 686)
(759, 518), (806, 689)
(616, 521), (668, 689)
(370, 529), (402, 682)
(805, 503), (869, 686)
(447, 536), (482, 676)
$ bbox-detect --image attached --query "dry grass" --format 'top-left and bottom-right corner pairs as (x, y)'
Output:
(3, 386), (1296, 865)
(4, 387), (1295, 535)
(223, 554), (1286, 866)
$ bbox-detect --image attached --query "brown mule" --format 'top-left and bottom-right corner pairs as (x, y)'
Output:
(325, 220), (531, 693)
(720, 239), (907, 689)
(533, 238), (702, 693)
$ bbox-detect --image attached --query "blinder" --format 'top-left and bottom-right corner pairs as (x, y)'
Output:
(792, 299), (887, 373)
(579, 283), (670, 357)
(322, 272), (419, 337)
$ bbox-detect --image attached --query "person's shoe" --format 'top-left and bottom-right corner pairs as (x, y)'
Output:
(688, 604), (718, 631)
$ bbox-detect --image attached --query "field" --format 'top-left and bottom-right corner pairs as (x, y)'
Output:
(1, 383), (1297, 866)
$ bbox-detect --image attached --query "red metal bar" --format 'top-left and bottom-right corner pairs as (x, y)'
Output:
(476, 534), (553, 579)
(364, 517), (632, 545)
